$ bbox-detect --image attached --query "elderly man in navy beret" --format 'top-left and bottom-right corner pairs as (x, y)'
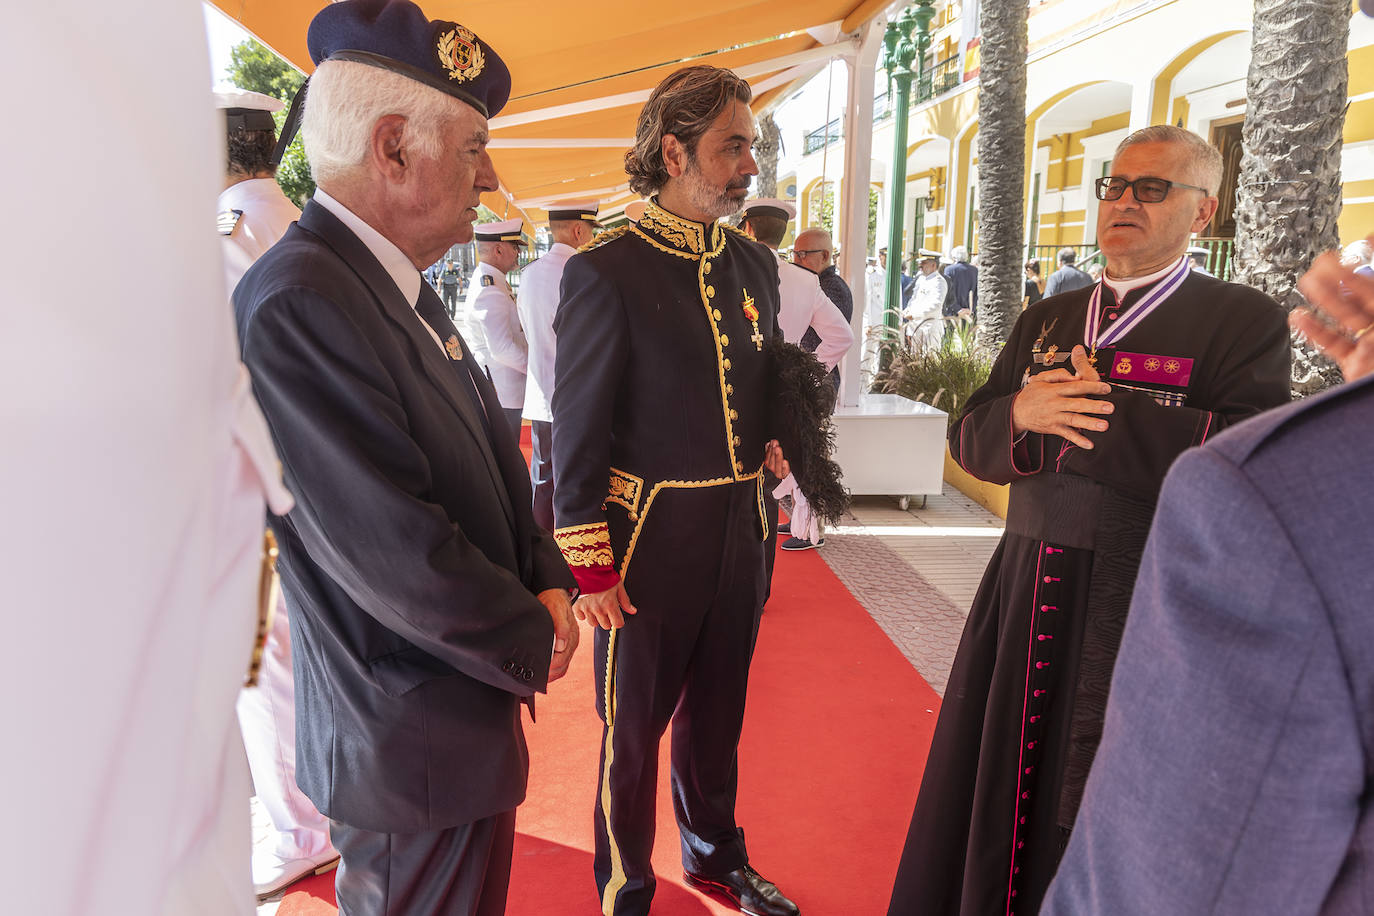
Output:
(232, 1), (578, 912)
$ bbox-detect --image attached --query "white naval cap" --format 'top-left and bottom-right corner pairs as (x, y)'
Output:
(1185, 245), (1210, 256)
(546, 199), (601, 223)
(213, 86), (284, 132)
(622, 200), (649, 223)
(742, 198), (797, 221)
(474, 218), (528, 245)
(917, 248), (942, 261)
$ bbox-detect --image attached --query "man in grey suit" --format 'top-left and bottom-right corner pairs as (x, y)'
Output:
(1043, 246), (1094, 297)
(234, 2), (577, 912)
(1043, 244), (1374, 914)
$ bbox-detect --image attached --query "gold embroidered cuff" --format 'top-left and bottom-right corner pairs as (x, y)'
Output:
(554, 522), (614, 568)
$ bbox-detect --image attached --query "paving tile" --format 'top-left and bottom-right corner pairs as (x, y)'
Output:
(815, 486), (1005, 697)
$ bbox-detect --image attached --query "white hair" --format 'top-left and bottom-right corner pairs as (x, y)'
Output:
(950, 245), (970, 263)
(301, 60), (467, 185)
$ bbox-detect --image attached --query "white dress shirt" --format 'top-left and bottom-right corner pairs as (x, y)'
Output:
(776, 253), (854, 371)
(517, 241), (575, 423)
(312, 189), (447, 357)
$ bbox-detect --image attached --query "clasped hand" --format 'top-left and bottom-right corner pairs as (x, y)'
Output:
(1010, 345), (1115, 450)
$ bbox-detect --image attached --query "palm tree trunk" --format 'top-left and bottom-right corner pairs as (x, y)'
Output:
(756, 112), (781, 199)
(1231, 0), (1348, 395)
(973, 0), (1028, 353)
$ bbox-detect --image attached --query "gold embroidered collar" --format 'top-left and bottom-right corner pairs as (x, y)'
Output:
(638, 199), (722, 257)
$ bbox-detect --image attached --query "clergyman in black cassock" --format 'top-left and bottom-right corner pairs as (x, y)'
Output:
(888, 126), (1292, 916)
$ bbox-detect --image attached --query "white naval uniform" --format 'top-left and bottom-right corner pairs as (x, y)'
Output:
(464, 261), (527, 410)
(771, 253), (854, 545)
(1, 4), (290, 913)
(218, 180), (336, 876)
(218, 178), (301, 298)
(904, 270), (948, 352)
(517, 242), (575, 424)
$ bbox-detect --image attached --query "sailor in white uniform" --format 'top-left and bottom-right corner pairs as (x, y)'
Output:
(739, 199), (853, 554)
(517, 201), (598, 530)
(3, 6), (290, 913)
(214, 87), (339, 900)
(464, 217), (528, 448)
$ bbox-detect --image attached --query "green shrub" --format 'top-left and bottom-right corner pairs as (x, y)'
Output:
(868, 316), (993, 426)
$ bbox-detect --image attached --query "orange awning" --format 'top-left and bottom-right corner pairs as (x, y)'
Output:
(209, 0), (888, 224)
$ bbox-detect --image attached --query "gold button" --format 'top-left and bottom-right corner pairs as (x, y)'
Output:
(706, 286), (716, 298)
(629, 512), (639, 522)
(726, 384), (734, 395)
(713, 309), (722, 321)
(720, 334), (730, 347)
(730, 409), (739, 421)
(704, 262), (712, 275)
(733, 435), (741, 447)
(723, 358), (732, 370)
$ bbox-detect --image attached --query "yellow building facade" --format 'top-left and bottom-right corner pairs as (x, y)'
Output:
(789, 0), (1374, 273)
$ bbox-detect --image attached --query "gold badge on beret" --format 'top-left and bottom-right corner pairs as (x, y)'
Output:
(437, 26), (485, 83)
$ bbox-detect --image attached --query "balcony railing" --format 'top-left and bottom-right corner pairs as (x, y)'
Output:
(803, 116), (844, 154)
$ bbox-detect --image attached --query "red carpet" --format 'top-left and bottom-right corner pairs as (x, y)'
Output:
(276, 425), (941, 914)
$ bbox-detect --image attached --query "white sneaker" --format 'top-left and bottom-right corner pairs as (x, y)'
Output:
(253, 848), (340, 900)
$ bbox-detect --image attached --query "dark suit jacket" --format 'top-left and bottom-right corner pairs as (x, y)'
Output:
(234, 201), (573, 833)
(1044, 375), (1374, 915)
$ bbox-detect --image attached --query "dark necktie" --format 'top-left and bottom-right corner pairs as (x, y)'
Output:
(414, 281), (495, 442)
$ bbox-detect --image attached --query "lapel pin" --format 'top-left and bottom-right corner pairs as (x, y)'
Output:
(445, 335), (463, 360)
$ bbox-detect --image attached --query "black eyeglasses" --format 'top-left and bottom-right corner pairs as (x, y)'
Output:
(1094, 176), (1209, 203)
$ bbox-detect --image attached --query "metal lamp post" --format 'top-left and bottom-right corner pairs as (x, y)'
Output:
(881, 9), (917, 335)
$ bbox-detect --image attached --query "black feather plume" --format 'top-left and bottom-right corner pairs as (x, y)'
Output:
(765, 336), (849, 525)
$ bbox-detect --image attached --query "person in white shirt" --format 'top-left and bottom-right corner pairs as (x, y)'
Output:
(518, 200), (599, 530)
(740, 199), (853, 553)
(903, 250), (947, 353)
(465, 218), (528, 448)
(214, 87), (339, 901)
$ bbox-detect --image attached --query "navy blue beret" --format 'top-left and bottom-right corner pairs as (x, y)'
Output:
(307, 0), (511, 118)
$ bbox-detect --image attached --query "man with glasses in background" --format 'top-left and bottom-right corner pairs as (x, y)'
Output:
(888, 124), (1292, 916)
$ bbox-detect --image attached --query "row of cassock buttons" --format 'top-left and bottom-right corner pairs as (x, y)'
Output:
(502, 659), (535, 681)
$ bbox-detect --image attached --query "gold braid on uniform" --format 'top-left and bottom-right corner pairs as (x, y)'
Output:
(577, 225), (629, 254)
(766, 336), (850, 525)
(554, 521), (614, 568)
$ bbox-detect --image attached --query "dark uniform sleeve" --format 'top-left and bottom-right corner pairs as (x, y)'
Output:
(243, 287), (555, 694)
(1061, 295), (1291, 501)
(948, 314), (1047, 485)
(551, 253), (627, 594)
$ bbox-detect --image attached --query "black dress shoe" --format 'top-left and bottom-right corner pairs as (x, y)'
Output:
(684, 865), (799, 916)
(777, 521), (791, 534)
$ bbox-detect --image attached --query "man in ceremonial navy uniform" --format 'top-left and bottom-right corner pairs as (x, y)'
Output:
(465, 217), (528, 448)
(552, 66), (800, 916)
(888, 125), (1292, 916)
(233, 3), (577, 912)
(517, 199), (599, 531)
(215, 86), (340, 900)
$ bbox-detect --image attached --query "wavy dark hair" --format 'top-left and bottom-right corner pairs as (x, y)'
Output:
(625, 66), (752, 197)
(227, 127), (277, 178)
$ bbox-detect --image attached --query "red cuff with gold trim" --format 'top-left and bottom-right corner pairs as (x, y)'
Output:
(554, 522), (621, 594)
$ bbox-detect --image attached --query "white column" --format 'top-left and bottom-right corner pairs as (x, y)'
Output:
(838, 19), (884, 408)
